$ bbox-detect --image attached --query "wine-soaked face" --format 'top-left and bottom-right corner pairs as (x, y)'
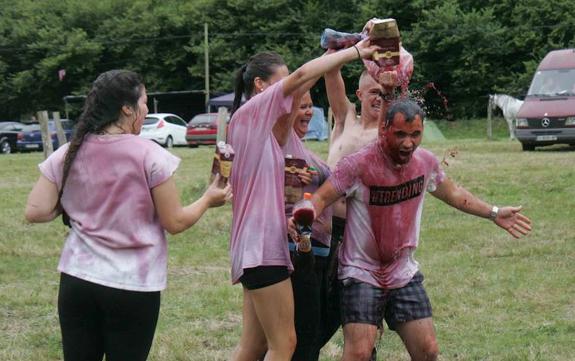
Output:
(380, 112), (423, 165)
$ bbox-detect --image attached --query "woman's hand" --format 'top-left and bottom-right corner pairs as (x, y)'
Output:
(354, 38), (382, 60)
(204, 175), (233, 208)
(298, 167), (317, 186)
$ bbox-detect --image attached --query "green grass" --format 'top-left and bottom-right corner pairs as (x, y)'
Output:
(1, 123), (574, 360)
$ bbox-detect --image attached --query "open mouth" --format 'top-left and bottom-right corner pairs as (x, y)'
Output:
(399, 150), (412, 158)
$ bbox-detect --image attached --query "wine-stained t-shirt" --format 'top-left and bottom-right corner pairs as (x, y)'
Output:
(283, 130), (332, 246)
(329, 141), (445, 289)
(39, 134), (180, 291)
(228, 80), (294, 284)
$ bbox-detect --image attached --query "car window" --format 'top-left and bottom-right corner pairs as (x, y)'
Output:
(528, 69), (575, 96)
(47, 121), (71, 131)
(172, 116), (187, 127)
(144, 117), (160, 125)
(189, 114), (218, 125)
(189, 114), (231, 125)
(3, 122), (28, 131)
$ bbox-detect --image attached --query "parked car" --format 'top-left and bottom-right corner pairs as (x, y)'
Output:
(0, 121), (27, 154)
(139, 113), (187, 148)
(0, 121), (27, 132)
(186, 113), (230, 147)
(515, 48), (575, 151)
(16, 119), (74, 152)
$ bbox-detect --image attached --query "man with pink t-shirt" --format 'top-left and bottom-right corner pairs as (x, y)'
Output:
(294, 99), (532, 361)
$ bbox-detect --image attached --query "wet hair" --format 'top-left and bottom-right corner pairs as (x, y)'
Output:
(384, 99), (425, 128)
(231, 51), (286, 114)
(59, 69), (144, 225)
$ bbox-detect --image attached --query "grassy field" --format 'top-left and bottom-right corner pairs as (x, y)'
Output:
(1, 118), (573, 360)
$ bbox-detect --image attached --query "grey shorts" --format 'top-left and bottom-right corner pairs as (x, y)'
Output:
(340, 272), (432, 331)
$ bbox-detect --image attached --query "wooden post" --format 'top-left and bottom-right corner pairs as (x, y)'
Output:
(487, 96), (493, 140)
(204, 23), (210, 113)
(37, 111), (54, 158)
(216, 106), (228, 143)
(52, 111), (67, 148)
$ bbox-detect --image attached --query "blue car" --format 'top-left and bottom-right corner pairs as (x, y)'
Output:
(16, 120), (74, 152)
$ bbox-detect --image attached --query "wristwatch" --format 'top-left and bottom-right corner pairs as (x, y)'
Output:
(489, 205), (499, 221)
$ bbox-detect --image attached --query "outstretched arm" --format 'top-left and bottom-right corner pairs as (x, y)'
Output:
(312, 180), (342, 218)
(152, 175), (232, 235)
(431, 177), (532, 238)
(287, 179), (342, 239)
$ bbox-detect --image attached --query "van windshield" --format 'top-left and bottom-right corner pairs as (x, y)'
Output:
(528, 69), (575, 97)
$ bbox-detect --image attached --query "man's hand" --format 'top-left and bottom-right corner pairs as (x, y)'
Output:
(493, 206), (532, 238)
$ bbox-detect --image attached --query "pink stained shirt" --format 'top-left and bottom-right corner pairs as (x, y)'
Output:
(39, 134), (180, 291)
(283, 130), (332, 246)
(329, 141), (445, 289)
(227, 80), (294, 284)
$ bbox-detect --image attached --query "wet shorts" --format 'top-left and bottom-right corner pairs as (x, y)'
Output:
(239, 266), (290, 290)
(340, 272), (432, 331)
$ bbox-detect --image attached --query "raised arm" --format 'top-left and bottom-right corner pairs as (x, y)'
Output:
(431, 177), (532, 238)
(152, 175), (232, 235)
(282, 39), (379, 100)
(325, 65), (355, 143)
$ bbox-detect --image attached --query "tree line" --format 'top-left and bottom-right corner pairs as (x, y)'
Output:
(0, 0), (573, 120)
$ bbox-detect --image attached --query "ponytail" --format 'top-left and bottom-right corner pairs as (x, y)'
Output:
(231, 52), (286, 116)
(231, 64), (247, 115)
(57, 69), (144, 227)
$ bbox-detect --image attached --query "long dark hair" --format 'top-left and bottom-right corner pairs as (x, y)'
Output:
(231, 51), (285, 115)
(59, 70), (144, 226)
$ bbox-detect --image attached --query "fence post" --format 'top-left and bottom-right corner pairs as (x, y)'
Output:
(37, 111), (54, 158)
(487, 97), (493, 140)
(52, 111), (67, 148)
(216, 106), (228, 143)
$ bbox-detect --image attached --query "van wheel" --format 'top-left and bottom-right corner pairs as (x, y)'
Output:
(165, 136), (174, 148)
(521, 143), (535, 151)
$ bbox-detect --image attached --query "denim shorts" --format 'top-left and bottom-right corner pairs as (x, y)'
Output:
(340, 272), (432, 331)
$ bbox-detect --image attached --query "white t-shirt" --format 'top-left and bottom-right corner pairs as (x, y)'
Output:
(39, 134), (180, 291)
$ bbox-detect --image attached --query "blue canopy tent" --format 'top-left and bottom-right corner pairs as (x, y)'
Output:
(303, 107), (329, 141)
(208, 92), (241, 108)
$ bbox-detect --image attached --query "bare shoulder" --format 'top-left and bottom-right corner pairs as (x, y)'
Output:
(327, 123), (378, 169)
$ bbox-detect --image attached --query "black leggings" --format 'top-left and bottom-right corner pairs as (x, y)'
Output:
(58, 273), (160, 361)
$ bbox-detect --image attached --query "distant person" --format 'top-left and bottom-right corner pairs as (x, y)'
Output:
(228, 39), (381, 361)
(25, 69), (231, 361)
(292, 99), (532, 361)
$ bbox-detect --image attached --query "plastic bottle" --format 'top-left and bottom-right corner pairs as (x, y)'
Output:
(320, 28), (364, 50)
(293, 192), (315, 253)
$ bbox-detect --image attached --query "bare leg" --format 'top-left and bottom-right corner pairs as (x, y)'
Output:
(395, 317), (439, 361)
(232, 278), (296, 361)
(341, 323), (378, 361)
(231, 287), (268, 361)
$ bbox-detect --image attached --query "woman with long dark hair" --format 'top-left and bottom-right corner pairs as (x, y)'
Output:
(228, 40), (380, 361)
(25, 69), (231, 361)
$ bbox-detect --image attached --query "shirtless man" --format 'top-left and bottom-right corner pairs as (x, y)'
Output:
(326, 69), (385, 169)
